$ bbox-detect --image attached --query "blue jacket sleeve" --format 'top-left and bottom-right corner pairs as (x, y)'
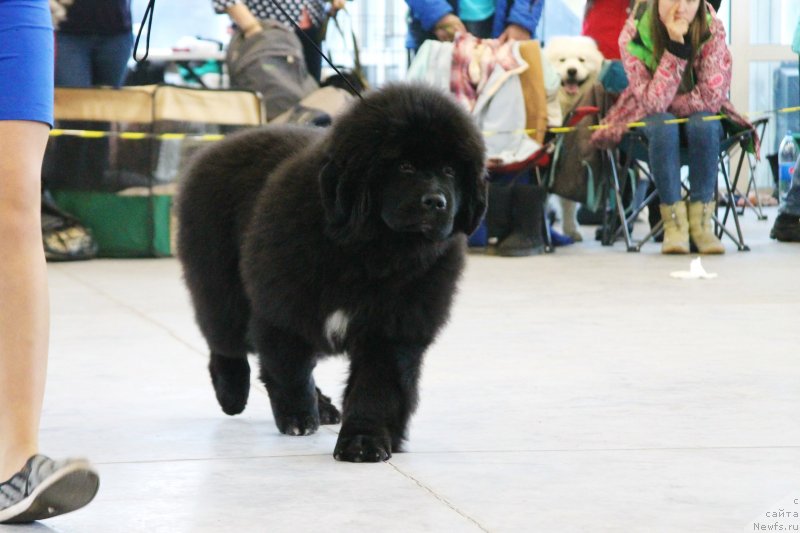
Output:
(405, 0), (455, 31)
(506, 0), (544, 34)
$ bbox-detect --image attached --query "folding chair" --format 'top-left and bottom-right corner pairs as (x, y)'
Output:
(600, 115), (764, 252)
(720, 116), (770, 221)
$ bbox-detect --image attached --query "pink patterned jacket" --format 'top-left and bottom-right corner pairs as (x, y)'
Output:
(590, 7), (756, 152)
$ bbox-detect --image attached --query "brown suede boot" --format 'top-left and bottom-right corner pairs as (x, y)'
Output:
(658, 202), (690, 254)
(688, 200), (725, 254)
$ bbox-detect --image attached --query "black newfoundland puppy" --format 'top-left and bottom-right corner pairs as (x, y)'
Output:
(177, 83), (487, 462)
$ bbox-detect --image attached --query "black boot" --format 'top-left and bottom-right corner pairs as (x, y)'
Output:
(496, 183), (546, 257)
(486, 182), (514, 243)
(770, 212), (800, 242)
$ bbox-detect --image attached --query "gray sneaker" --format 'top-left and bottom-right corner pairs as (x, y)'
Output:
(0, 455), (99, 524)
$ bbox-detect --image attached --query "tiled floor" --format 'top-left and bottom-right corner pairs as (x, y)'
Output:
(11, 207), (800, 532)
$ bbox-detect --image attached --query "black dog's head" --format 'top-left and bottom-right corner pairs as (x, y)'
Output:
(319, 83), (487, 243)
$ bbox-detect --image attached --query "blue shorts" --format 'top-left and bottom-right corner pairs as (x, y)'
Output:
(0, 0), (54, 126)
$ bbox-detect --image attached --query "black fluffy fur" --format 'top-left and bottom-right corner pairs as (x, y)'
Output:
(177, 83), (487, 462)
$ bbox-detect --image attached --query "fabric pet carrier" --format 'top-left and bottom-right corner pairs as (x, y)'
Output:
(226, 19), (318, 121)
(269, 86), (355, 127)
(42, 85), (265, 257)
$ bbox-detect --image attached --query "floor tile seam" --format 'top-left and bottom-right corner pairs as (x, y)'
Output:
(84, 453), (338, 466)
(75, 443), (800, 469)
(403, 445), (800, 455)
(58, 268), (206, 357)
(57, 272), (334, 407)
(386, 462), (491, 532)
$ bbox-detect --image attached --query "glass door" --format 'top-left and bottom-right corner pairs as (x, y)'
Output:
(729, 0), (800, 189)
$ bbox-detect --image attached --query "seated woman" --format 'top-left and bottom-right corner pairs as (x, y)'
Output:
(591, 0), (754, 255)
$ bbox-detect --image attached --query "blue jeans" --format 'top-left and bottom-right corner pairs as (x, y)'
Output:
(643, 112), (722, 204)
(55, 31), (133, 87)
(781, 154), (800, 216)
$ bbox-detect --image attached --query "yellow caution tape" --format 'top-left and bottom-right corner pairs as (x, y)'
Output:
(46, 106), (798, 140)
(48, 129), (226, 141)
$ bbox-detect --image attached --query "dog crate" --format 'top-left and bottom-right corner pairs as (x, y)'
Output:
(43, 84), (265, 257)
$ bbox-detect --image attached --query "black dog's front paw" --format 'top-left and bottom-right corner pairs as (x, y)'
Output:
(276, 412), (320, 436)
(334, 433), (392, 462)
(316, 388), (341, 425)
(268, 379), (321, 436)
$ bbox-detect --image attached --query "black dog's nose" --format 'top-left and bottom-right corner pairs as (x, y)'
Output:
(422, 192), (447, 211)
(567, 67), (577, 77)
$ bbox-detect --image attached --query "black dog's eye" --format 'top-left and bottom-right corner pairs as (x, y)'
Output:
(399, 161), (415, 174)
(442, 166), (455, 178)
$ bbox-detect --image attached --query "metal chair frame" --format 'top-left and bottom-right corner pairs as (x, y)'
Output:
(600, 116), (768, 252)
(719, 117), (770, 222)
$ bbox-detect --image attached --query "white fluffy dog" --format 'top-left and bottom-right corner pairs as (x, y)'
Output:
(543, 36), (605, 98)
(543, 36), (605, 242)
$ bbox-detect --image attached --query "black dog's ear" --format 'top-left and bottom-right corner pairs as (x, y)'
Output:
(319, 158), (371, 242)
(453, 168), (488, 236)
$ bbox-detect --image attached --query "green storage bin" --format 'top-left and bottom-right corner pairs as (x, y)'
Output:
(51, 191), (174, 258)
(42, 85), (265, 258)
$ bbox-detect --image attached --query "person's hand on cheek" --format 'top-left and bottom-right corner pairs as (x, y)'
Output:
(663, 2), (690, 43)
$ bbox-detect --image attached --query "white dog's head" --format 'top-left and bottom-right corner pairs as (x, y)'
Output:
(543, 36), (605, 96)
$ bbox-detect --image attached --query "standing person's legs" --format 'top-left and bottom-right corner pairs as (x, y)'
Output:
(1, 1), (98, 523)
(54, 33), (93, 87)
(1, 0), (54, 484)
(780, 156), (800, 216)
(91, 32), (134, 87)
(771, 154), (800, 241)
(0, 120), (51, 481)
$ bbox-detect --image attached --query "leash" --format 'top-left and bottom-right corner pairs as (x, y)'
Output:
(132, 0), (156, 62)
(264, 0), (364, 100)
(328, 10), (368, 92)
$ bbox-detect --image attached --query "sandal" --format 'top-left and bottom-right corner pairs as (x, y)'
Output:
(41, 192), (98, 261)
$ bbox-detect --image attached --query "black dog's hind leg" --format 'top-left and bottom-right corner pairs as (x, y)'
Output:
(191, 278), (252, 416)
(209, 352), (251, 415)
(317, 387), (341, 425)
(334, 341), (424, 462)
(253, 321), (322, 436)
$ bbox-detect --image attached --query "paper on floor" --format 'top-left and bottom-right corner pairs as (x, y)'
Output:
(669, 257), (718, 279)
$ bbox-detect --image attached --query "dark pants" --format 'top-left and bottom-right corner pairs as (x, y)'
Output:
(463, 15), (493, 39)
(55, 31), (133, 87)
(296, 25), (322, 83)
